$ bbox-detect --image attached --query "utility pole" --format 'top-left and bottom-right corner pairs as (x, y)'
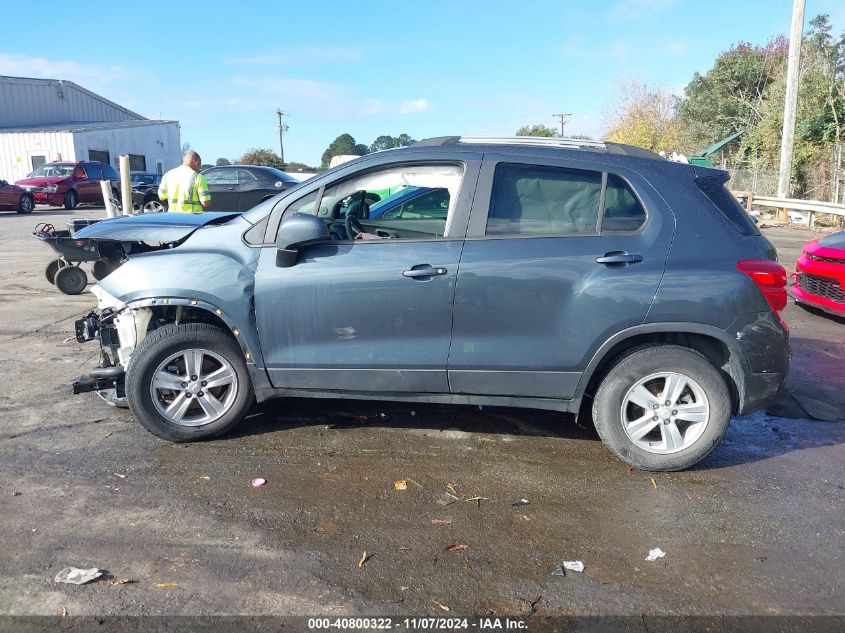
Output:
(777, 0), (805, 209)
(553, 113), (572, 137)
(276, 108), (288, 164)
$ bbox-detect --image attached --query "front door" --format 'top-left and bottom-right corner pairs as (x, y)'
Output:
(449, 158), (675, 399)
(254, 158), (480, 393)
(204, 168), (239, 211)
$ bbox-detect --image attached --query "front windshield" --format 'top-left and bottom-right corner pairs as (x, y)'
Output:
(131, 174), (158, 185)
(28, 164), (74, 178)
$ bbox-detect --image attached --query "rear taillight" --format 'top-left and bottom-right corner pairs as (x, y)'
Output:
(737, 260), (788, 328)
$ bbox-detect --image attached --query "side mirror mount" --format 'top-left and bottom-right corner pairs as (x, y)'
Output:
(275, 212), (330, 268)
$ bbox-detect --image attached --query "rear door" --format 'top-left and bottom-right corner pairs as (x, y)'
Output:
(448, 156), (675, 399)
(204, 168), (239, 211)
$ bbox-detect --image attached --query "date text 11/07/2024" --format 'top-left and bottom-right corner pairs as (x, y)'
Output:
(307, 617), (528, 630)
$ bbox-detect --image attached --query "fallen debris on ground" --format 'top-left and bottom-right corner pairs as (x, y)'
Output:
(54, 567), (102, 585)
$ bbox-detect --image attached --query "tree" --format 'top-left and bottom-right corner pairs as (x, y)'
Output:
(180, 142), (191, 155)
(321, 133), (369, 168)
(285, 161), (318, 173)
(369, 133), (417, 152)
(603, 80), (683, 153)
(216, 157), (231, 166)
(676, 38), (788, 153)
(515, 124), (558, 137)
(239, 148), (285, 169)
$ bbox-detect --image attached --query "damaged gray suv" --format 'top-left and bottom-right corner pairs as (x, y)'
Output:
(73, 136), (790, 471)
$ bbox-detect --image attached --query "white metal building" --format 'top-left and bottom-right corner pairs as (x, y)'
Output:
(0, 75), (181, 182)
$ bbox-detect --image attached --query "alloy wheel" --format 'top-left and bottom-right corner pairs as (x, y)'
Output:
(620, 372), (710, 454)
(150, 348), (239, 427)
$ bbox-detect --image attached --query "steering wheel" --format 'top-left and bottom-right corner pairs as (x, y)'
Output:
(345, 214), (364, 240)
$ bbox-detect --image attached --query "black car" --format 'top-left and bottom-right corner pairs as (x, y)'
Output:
(130, 173), (165, 213)
(201, 165), (300, 212)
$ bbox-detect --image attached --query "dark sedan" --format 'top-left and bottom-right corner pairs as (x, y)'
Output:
(130, 173), (165, 213)
(201, 165), (299, 212)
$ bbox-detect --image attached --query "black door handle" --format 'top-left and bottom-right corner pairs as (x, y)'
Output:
(403, 264), (448, 278)
(596, 251), (643, 265)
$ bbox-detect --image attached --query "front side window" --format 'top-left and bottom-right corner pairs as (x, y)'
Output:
(283, 190), (320, 218)
(276, 165), (463, 241)
(205, 169), (237, 185)
(238, 170), (258, 183)
(487, 163), (602, 236)
(317, 164), (463, 239)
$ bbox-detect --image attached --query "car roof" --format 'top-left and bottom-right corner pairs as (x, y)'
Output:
(411, 136), (661, 160)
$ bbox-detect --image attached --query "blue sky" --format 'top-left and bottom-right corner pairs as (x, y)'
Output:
(2, 0), (844, 166)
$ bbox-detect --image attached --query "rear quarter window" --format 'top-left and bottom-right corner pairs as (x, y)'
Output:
(696, 176), (760, 236)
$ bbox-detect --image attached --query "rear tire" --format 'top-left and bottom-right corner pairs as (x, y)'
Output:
(18, 194), (33, 214)
(53, 265), (87, 294)
(64, 190), (78, 210)
(126, 323), (254, 441)
(591, 345), (731, 471)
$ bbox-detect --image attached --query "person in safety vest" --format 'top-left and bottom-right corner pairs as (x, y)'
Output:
(158, 150), (211, 213)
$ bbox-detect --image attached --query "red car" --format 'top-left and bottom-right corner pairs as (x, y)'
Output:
(0, 178), (34, 214)
(790, 230), (845, 318)
(15, 161), (120, 209)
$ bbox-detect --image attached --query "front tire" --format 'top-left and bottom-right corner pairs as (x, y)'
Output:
(64, 190), (78, 210)
(591, 345), (731, 471)
(126, 323), (254, 441)
(142, 198), (164, 213)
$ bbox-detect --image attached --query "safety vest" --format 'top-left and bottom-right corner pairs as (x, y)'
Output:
(158, 164), (211, 213)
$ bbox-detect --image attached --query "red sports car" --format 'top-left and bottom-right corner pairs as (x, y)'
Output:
(790, 230), (845, 318)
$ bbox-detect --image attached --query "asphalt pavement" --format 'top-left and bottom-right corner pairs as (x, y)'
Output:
(0, 206), (841, 621)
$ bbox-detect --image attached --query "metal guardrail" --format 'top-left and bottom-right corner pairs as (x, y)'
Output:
(732, 191), (845, 226)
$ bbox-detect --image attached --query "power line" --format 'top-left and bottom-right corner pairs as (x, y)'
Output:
(553, 113), (572, 137)
(276, 108), (289, 163)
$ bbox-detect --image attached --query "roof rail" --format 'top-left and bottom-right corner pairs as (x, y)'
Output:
(458, 136), (606, 150)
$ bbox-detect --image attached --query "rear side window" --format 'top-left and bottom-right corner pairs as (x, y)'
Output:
(102, 165), (118, 179)
(487, 163), (602, 235)
(602, 174), (646, 231)
(696, 176), (759, 236)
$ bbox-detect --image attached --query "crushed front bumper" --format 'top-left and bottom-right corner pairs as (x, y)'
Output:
(72, 310), (127, 405)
